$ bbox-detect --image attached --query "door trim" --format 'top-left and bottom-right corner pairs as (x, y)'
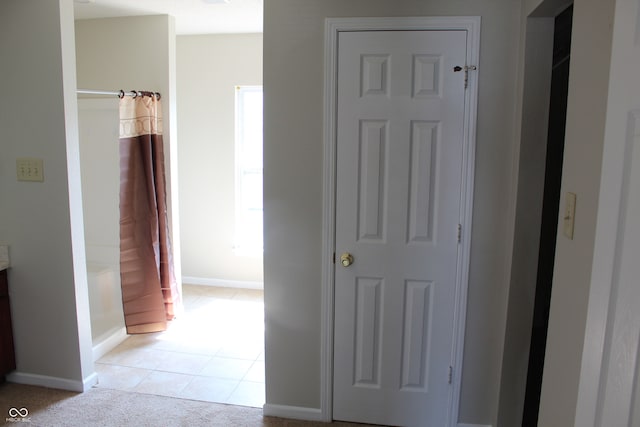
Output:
(321, 16), (481, 424)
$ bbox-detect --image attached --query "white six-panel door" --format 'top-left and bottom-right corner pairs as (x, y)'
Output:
(333, 30), (467, 427)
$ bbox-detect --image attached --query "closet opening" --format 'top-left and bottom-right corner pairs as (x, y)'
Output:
(522, 4), (573, 426)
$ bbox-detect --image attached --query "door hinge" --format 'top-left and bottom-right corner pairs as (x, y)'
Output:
(457, 224), (462, 243)
(453, 65), (477, 89)
(333, 252), (336, 264)
(448, 366), (453, 384)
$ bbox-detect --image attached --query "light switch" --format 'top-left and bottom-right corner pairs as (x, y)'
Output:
(563, 192), (576, 239)
(16, 158), (44, 182)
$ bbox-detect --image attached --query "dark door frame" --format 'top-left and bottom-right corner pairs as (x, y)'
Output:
(521, 5), (573, 426)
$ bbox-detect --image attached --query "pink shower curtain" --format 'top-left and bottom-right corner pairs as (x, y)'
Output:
(118, 92), (180, 334)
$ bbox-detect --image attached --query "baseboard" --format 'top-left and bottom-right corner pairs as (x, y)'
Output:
(263, 404), (324, 422)
(83, 372), (99, 391)
(182, 276), (263, 290)
(7, 370), (98, 392)
(263, 405), (483, 425)
(262, 406), (489, 426)
(92, 326), (127, 361)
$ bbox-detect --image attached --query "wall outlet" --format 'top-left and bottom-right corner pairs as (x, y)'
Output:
(16, 158), (44, 182)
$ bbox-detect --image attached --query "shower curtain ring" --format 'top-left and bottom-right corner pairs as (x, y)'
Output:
(118, 90), (125, 99)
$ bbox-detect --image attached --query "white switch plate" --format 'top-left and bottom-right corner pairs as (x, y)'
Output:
(16, 158), (44, 182)
(0, 245), (9, 270)
(563, 192), (577, 239)
(0, 245), (8, 265)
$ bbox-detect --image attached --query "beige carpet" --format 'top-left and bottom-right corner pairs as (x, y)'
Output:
(0, 383), (381, 427)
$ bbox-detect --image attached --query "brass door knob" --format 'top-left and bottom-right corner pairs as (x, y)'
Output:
(340, 253), (354, 267)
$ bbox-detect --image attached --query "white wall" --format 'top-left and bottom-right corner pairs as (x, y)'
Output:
(0, 0), (94, 391)
(75, 15), (182, 292)
(177, 34), (263, 284)
(263, 1), (522, 424)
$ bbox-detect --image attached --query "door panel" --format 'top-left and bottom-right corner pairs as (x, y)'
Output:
(357, 120), (388, 242)
(333, 30), (467, 427)
(408, 121), (438, 243)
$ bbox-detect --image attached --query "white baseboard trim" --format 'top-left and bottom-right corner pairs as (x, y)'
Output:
(92, 327), (127, 361)
(263, 404), (324, 422)
(262, 406), (489, 426)
(458, 423), (492, 427)
(7, 370), (98, 392)
(182, 276), (263, 290)
(262, 406), (487, 426)
(83, 372), (99, 391)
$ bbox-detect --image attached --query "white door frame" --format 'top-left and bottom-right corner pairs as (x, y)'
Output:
(320, 16), (481, 424)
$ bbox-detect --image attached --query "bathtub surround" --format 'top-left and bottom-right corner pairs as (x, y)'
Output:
(86, 265), (123, 341)
(76, 97), (127, 360)
(86, 263), (126, 361)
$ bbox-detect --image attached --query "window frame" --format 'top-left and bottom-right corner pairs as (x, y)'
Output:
(234, 85), (264, 256)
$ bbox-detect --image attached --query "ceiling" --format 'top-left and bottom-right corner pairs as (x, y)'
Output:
(73, 0), (263, 35)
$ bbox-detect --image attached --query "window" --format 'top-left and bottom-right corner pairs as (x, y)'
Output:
(235, 86), (263, 255)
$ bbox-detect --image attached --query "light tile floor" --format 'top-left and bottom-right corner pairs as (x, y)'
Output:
(94, 284), (265, 408)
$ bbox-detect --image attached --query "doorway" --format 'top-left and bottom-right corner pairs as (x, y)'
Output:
(74, 17), (265, 407)
(323, 17), (480, 426)
(522, 5), (573, 426)
(76, 93), (265, 407)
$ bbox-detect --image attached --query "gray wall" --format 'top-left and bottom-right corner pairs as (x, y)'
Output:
(263, 0), (522, 424)
(498, 15), (555, 427)
(537, 0), (616, 425)
(497, 0), (619, 425)
(0, 0), (94, 389)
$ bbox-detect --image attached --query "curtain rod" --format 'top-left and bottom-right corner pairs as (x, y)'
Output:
(76, 89), (161, 99)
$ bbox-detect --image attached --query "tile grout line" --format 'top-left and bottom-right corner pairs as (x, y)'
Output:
(98, 286), (265, 407)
